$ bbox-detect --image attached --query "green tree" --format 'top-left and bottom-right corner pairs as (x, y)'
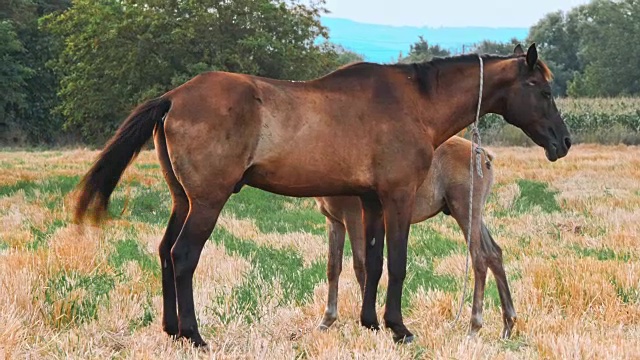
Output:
(472, 38), (522, 55)
(399, 36), (451, 63)
(0, 21), (32, 125)
(324, 43), (364, 66)
(568, 0), (640, 97)
(527, 8), (586, 96)
(0, 0), (70, 144)
(45, 0), (342, 144)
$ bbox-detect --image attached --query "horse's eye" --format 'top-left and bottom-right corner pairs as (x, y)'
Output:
(542, 91), (552, 99)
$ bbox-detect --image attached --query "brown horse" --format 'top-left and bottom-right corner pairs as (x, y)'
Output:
(315, 136), (517, 338)
(74, 43), (570, 346)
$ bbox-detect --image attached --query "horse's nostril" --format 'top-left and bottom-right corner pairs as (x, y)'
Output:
(564, 137), (572, 149)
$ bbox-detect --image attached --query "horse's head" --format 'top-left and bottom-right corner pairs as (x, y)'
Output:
(499, 43), (571, 161)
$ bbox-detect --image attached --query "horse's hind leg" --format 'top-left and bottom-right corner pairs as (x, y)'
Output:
(172, 196), (229, 347)
(155, 125), (188, 337)
(481, 222), (517, 339)
(319, 217), (346, 330)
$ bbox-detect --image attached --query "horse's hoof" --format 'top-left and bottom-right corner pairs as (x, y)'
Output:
(393, 334), (415, 344)
(317, 323), (331, 332)
(178, 332), (208, 348)
(163, 322), (179, 337)
(361, 322), (380, 331)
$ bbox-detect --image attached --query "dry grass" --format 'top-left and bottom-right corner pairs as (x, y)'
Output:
(1, 144), (639, 359)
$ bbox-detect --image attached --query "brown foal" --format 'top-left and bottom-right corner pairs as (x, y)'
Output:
(316, 136), (517, 338)
(74, 43), (570, 346)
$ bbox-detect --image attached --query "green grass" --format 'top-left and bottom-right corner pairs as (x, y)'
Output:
(0, 175), (80, 210)
(514, 179), (560, 214)
(41, 271), (115, 328)
(109, 238), (160, 278)
(404, 222), (463, 298)
(28, 219), (67, 250)
(495, 179), (561, 217)
(209, 227), (326, 323)
(129, 298), (156, 331)
(224, 187), (325, 235)
(572, 245), (632, 262)
(610, 278), (640, 304)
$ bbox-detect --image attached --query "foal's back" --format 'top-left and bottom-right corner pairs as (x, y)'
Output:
(315, 136), (494, 224)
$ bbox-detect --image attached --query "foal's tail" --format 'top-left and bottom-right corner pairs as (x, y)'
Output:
(74, 97), (172, 223)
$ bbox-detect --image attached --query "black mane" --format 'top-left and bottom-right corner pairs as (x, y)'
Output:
(392, 54), (518, 93)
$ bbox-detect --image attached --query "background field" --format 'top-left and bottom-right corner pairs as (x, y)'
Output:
(481, 97), (640, 146)
(1, 145), (639, 359)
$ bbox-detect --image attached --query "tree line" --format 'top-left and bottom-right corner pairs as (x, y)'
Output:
(1, 0), (638, 146)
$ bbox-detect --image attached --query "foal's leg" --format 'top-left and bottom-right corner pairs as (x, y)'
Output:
(172, 197), (229, 347)
(155, 126), (188, 337)
(319, 217), (346, 330)
(481, 222), (517, 339)
(447, 187), (488, 337)
(346, 215), (366, 296)
(359, 194), (385, 331)
(381, 189), (416, 343)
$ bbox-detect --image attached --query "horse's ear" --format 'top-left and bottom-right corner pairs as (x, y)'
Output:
(513, 44), (524, 55)
(526, 43), (538, 71)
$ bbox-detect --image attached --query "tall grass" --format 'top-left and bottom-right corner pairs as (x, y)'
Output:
(479, 97), (640, 145)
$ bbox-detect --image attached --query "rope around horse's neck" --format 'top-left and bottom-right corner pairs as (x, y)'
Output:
(452, 54), (484, 324)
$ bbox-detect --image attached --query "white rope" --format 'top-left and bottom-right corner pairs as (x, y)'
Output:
(452, 54), (484, 324)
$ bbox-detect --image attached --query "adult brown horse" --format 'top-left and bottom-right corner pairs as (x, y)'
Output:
(74, 44), (570, 346)
(315, 136), (516, 339)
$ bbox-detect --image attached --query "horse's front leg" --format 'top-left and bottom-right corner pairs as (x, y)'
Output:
(359, 194), (385, 331)
(381, 188), (416, 344)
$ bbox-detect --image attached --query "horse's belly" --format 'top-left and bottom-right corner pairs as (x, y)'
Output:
(243, 157), (372, 198)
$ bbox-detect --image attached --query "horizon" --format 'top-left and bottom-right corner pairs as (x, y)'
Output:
(320, 0), (591, 28)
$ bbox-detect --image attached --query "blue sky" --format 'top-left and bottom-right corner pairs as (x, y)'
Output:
(322, 0), (590, 27)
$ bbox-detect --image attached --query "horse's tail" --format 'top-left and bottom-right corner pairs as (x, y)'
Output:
(74, 97), (172, 223)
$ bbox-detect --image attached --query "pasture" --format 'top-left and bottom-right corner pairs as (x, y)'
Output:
(1, 144), (639, 359)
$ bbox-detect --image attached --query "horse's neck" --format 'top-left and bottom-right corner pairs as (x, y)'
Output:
(425, 60), (508, 147)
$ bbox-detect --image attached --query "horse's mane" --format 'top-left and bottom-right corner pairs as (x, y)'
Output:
(332, 53), (553, 93)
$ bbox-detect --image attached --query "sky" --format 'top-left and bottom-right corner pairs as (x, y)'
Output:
(321, 0), (591, 28)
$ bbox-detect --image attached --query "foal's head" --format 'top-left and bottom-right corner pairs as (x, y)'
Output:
(496, 43), (571, 161)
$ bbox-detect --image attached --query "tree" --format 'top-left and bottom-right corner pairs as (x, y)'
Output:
(568, 0), (640, 97)
(0, 0), (70, 144)
(527, 6), (588, 96)
(325, 43), (364, 66)
(472, 38), (522, 55)
(399, 36), (451, 63)
(44, 0), (344, 144)
(0, 21), (32, 125)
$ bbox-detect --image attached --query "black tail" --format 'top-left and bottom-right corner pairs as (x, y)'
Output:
(74, 97), (171, 223)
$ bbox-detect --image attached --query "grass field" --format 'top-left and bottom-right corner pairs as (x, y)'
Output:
(1, 144), (639, 359)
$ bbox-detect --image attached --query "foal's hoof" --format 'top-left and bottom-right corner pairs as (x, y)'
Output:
(393, 333), (415, 344)
(501, 316), (517, 339)
(317, 314), (337, 330)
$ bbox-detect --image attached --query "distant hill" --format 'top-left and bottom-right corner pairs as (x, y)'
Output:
(321, 17), (529, 63)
